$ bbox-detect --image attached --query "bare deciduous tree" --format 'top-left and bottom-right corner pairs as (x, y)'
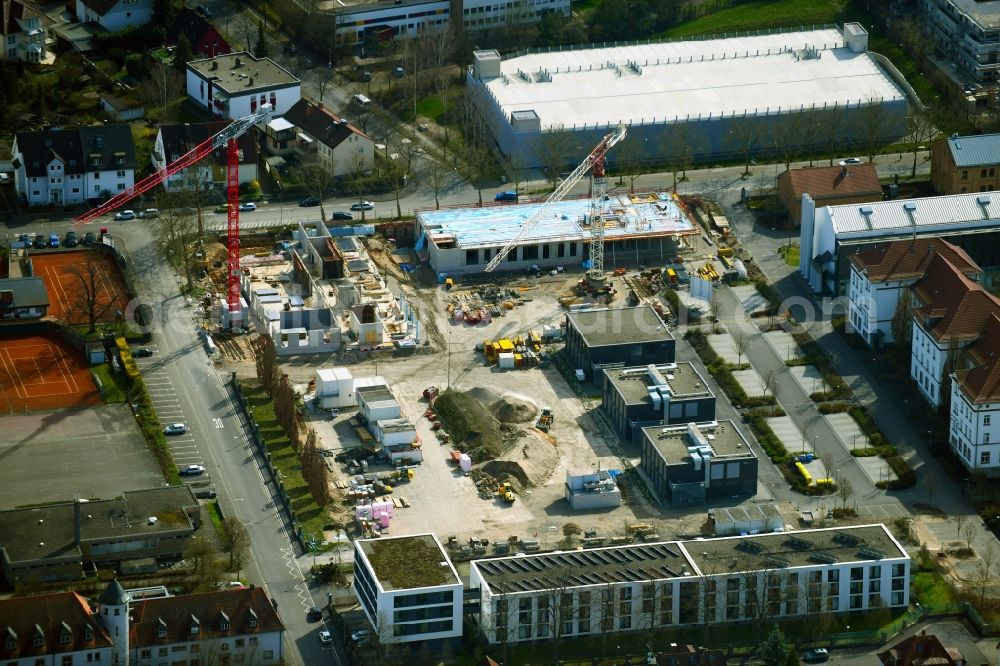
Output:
(906, 109), (937, 177)
(221, 516), (250, 578)
(853, 95), (895, 165)
(66, 251), (120, 333)
(152, 197), (200, 291)
(725, 115), (760, 176)
(661, 121), (697, 191)
(612, 134), (646, 192)
(137, 64), (185, 120)
(733, 327), (749, 366)
(294, 158), (336, 223)
(973, 545), (996, 610)
(538, 125), (576, 190)
(837, 476), (853, 509)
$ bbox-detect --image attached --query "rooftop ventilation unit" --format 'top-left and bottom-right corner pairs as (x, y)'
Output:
(903, 201), (917, 211)
(737, 541), (764, 554)
(832, 533), (861, 546)
(786, 536), (812, 551)
(978, 195), (991, 206)
(858, 547), (887, 560)
(764, 556), (791, 568)
(809, 552), (837, 564)
(859, 205), (873, 215)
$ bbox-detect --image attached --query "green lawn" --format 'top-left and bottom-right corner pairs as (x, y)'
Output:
(91, 363), (128, 403)
(207, 499), (225, 535)
(241, 383), (330, 543)
(781, 244), (800, 267)
(661, 0), (844, 38)
(912, 571), (957, 605)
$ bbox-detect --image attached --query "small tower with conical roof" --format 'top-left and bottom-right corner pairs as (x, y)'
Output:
(97, 580), (130, 666)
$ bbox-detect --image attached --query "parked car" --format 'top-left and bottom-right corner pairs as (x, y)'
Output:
(194, 488), (217, 499)
(838, 158), (862, 166)
(306, 607), (323, 622)
(318, 630), (332, 645)
(179, 464), (205, 476)
(299, 196), (320, 207)
(0, 173), (10, 185)
(163, 423), (188, 435)
(48, 234), (59, 248)
(64, 231), (78, 247)
(114, 210), (135, 221)
(137, 208), (159, 219)
(349, 629), (370, 643)
(83, 232), (96, 246)
(350, 201), (374, 211)
(238, 202), (257, 212)
(32, 235), (47, 249)
(329, 211), (353, 221)
(495, 190), (518, 202)
(803, 649), (829, 663)
(215, 204), (231, 213)
(131, 347), (153, 358)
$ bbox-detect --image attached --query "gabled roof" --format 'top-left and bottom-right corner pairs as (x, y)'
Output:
(0, 592), (111, 658)
(955, 314), (1000, 404)
(850, 238), (980, 284)
(878, 633), (962, 666)
(280, 99), (371, 153)
(157, 122), (257, 167)
(913, 287), (1000, 343)
(14, 125), (136, 178)
(165, 7), (230, 56)
(129, 588), (283, 646)
(945, 132), (1000, 168)
(781, 164), (882, 200)
(77, 0), (126, 16)
(3, 0), (40, 37)
(911, 253), (980, 307)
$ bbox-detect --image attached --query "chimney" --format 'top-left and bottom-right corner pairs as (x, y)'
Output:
(235, 56), (242, 68)
(248, 77), (253, 87)
(211, 60), (218, 70)
(73, 499), (81, 545)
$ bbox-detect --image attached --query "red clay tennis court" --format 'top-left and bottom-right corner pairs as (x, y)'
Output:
(0, 335), (100, 413)
(31, 250), (131, 325)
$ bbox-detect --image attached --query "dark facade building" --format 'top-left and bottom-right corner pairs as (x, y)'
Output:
(640, 421), (757, 507)
(0, 487), (202, 585)
(602, 362), (715, 444)
(565, 305), (674, 380)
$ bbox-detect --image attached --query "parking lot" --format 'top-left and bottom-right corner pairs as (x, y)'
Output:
(0, 404), (162, 507)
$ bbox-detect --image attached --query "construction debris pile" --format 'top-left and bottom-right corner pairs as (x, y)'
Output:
(445, 284), (533, 324)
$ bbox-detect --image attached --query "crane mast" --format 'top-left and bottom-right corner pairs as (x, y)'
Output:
(73, 105), (274, 327)
(483, 125), (627, 274)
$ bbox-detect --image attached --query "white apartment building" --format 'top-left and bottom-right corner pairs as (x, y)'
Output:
(920, 0), (1000, 84)
(186, 52), (301, 121)
(847, 239), (980, 348)
(470, 524), (909, 645)
(12, 125), (136, 207)
(949, 313), (1000, 476)
(331, 0), (569, 46)
(352, 534), (464, 643)
(908, 254), (1000, 409)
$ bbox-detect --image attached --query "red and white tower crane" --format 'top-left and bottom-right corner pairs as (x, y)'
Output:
(74, 105), (274, 327)
(483, 124), (627, 281)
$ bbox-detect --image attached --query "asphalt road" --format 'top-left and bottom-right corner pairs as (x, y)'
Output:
(109, 224), (345, 666)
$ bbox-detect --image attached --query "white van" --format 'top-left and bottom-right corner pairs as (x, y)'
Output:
(352, 94), (372, 109)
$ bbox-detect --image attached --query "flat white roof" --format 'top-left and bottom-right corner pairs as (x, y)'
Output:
(826, 190), (1000, 235)
(267, 118), (294, 131)
(419, 192), (697, 249)
(482, 28), (906, 131)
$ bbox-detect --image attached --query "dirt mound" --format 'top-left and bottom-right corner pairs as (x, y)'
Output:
(434, 389), (503, 461)
(489, 396), (538, 424)
(482, 430), (558, 488)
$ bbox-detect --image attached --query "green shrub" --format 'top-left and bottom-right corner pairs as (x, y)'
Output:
(817, 401), (850, 414)
(753, 278), (781, 314)
(877, 455), (917, 490)
(663, 287), (681, 315)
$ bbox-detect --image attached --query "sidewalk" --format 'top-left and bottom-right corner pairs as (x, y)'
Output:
(724, 196), (1000, 582)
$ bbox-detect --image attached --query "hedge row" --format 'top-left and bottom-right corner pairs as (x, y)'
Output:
(791, 331), (853, 400)
(879, 455), (918, 490)
(849, 405), (917, 490)
(817, 401), (850, 414)
(744, 409), (789, 463)
(753, 278), (781, 315)
(685, 329), (777, 408)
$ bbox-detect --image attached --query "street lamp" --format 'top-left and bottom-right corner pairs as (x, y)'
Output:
(277, 180), (283, 225)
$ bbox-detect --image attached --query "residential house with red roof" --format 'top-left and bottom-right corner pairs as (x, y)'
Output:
(777, 163), (883, 226)
(264, 99), (375, 178)
(847, 238), (981, 347)
(949, 313), (1000, 475)
(0, 581), (285, 666)
(0, 591), (113, 666)
(165, 8), (230, 59)
(878, 632), (966, 666)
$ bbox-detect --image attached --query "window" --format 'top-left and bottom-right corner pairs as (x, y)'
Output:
(116, 170), (125, 178)
(33, 637), (43, 648)
(985, 415), (991, 426)
(262, 652), (273, 660)
(117, 184), (125, 191)
(569, 242), (577, 256)
(962, 170), (969, 180)
(986, 433), (991, 444)
(248, 637), (257, 646)
(981, 451), (990, 465)
(158, 648), (167, 657)
(140, 650), (151, 658)
(61, 657), (72, 666)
